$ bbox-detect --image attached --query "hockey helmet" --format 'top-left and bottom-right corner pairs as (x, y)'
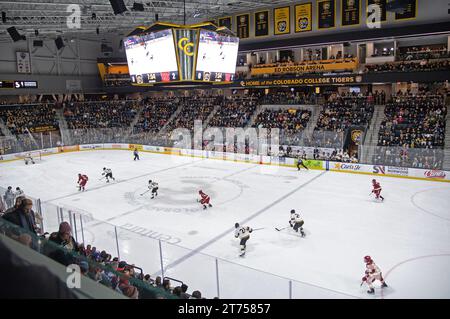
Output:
(103, 167), (106, 170)
(149, 180), (152, 183)
(364, 255), (372, 263)
(235, 223), (239, 228)
(199, 190), (203, 194)
(372, 179), (376, 183)
(290, 209), (295, 214)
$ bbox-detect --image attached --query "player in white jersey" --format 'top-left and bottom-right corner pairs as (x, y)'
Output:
(102, 167), (115, 183)
(148, 180), (159, 199)
(24, 153), (35, 165)
(289, 209), (305, 237)
(14, 187), (24, 199)
(361, 255), (388, 294)
(234, 223), (252, 257)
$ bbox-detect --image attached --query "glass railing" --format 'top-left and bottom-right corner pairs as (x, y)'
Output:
(0, 210), (176, 299)
(0, 185), (359, 299)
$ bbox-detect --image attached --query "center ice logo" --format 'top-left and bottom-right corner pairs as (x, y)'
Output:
(124, 176), (246, 214)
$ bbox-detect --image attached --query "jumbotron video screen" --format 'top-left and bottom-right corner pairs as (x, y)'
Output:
(124, 27), (239, 84)
(195, 30), (239, 82)
(124, 29), (179, 84)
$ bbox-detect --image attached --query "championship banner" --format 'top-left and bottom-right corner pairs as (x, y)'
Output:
(254, 11), (269, 37)
(238, 74), (363, 87)
(318, 0), (336, 29)
(218, 17), (232, 30)
(274, 6), (290, 35)
(351, 129), (363, 145)
(342, 0), (361, 26)
(16, 52), (31, 74)
(250, 59), (358, 75)
(395, 0), (417, 20)
(367, 0), (387, 22)
(236, 14), (250, 39)
(295, 3), (312, 32)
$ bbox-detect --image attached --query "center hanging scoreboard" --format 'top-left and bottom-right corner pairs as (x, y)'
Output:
(124, 23), (239, 85)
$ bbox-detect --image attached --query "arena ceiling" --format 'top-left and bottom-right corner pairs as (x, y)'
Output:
(0, 0), (292, 40)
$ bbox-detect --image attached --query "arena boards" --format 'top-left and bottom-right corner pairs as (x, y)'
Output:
(2, 143), (449, 183)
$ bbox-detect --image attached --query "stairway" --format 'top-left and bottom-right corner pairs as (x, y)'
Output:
(123, 101), (146, 140)
(202, 102), (223, 129)
(361, 105), (386, 164)
(55, 109), (72, 146)
(0, 118), (23, 152)
(0, 118), (18, 140)
(301, 105), (321, 143)
(443, 107), (450, 170)
(157, 100), (185, 139)
(244, 104), (265, 129)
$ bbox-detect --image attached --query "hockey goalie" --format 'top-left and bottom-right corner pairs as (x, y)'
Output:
(24, 153), (35, 165)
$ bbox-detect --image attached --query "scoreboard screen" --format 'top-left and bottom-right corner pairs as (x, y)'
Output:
(195, 30), (239, 82)
(0, 80), (38, 89)
(124, 24), (239, 85)
(124, 29), (179, 84)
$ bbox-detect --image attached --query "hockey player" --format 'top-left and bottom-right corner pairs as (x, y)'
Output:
(133, 148), (140, 161)
(198, 190), (212, 210)
(289, 209), (305, 237)
(102, 167), (115, 183)
(371, 179), (384, 201)
(296, 156), (309, 171)
(15, 187), (24, 199)
(361, 255), (388, 294)
(148, 180), (159, 199)
(3, 186), (15, 209)
(234, 223), (253, 257)
(24, 153), (35, 165)
(78, 173), (89, 191)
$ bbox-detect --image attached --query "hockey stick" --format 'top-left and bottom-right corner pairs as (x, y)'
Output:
(275, 226), (289, 231)
(252, 228), (265, 231)
(99, 176), (105, 181)
(140, 190), (150, 196)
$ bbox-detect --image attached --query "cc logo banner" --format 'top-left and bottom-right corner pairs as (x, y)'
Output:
(178, 37), (194, 56)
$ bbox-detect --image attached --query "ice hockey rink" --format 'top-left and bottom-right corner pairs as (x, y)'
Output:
(1, 149), (450, 299)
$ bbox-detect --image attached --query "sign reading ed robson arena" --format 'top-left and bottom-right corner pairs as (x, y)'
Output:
(239, 75), (362, 87)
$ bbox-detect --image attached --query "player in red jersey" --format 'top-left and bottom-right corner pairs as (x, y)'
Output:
(361, 255), (388, 294)
(78, 173), (89, 191)
(198, 190), (212, 210)
(371, 179), (384, 201)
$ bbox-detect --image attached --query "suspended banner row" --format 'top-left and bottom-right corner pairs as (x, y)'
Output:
(215, 0), (417, 38)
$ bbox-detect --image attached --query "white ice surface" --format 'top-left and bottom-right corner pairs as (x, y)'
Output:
(1, 150), (449, 299)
